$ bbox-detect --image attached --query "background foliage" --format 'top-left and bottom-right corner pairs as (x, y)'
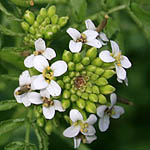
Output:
(0, 0), (150, 149)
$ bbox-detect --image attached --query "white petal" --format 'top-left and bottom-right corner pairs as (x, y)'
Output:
(99, 115), (110, 132)
(69, 40), (82, 53)
(86, 135), (97, 144)
(110, 93), (117, 107)
(51, 61), (67, 77)
(82, 125), (96, 136)
(30, 75), (38, 90)
(54, 100), (65, 112)
(97, 105), (107, 118)
(28, 92), (43, 104)
(111, 106), (125, 119)
(43, 106), (55, 119)
(83, 30), (98, 41)
(19, 70), (31, 87)
(86, 114), (97, 125)
(99, 32), (109, 41)
(86, 39), (102, 48)
(14, 87), (23, 103)
(124, 77), (128, 86)
(67, 28), (81, 41)
(99, 50), (115, 62)
(70, 109), (83, 122)
(85, 19), (96, 30)
(115, 65), (126, 80)
(110, 40), (120, 56)
(22, 94), (31, 107)
(40, 89), (50, 98)
(42, 48), (56, 60)
(63, 125), (80, 138)
(33, 55), (49, 72)
(35, 38), (46, 51)
(74, 137), (81, 149)
(47, 80), (61, 96)
(32, 74), (48, 90)
(121, 56), (132, 69)
(24, 54), (34, 68)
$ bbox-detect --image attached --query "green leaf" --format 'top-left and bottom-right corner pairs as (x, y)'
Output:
(0, 100), (17, 111)
(70, 0), (87, 22)
(0, 25), (24, 37)
(0, 2), (22, 21)
(0, 118), (25, 136)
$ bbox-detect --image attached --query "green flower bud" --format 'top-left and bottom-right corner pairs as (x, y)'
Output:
(58, 16), (69, 27)
(86, 65), (96, 72)
(95, 68), (104, 75)
(62, 50), (72, 62)
(51, 25), (58, 33)
(63, 76), (71, 83)
(89, 93), (98, 102)
(65, 83), (71, 89)
(36, 14), (44, 24)
(81, 93), (88, 100)
(91, 74), (99, 81)
(81, 71), (86, 75)
(24, 10), (35, 25)
(102, 62), (114, 68)
(76, 90), (81, 96)
(44, 17), (50, 24)
(81, 57), (90, 65)
(85, 101), (96, 113)
(37, 117), (44, 127)
(62, 99), (70, 109)
(92, 85), (100, 94)
(44, 32), (53, 39)
(63, 90), (71, 99)
(51, 14), (58, 24)
(75, 72), (80, 77)
(47, 5), (56, 18)
(33, 21), (39, 28)
(98, 94), (107, 104)
(45, 121), (53, 135)
(73, 53), (82, 63)
(45, 24), (52, 32)
(21, 22), (29, 32)
(70, 88), (76, 94)
(102, 70), (115, 79)
(86, 81), (92, 87)
(95, 77), (108, 86)
(69, 71), (75, 78)
(36, 33), (43, 39)
(40, 8), (47, 17)
(39, 27), (45, 34)
(91, 57), (103, 67)
(68, 62), (75, 71)
(29, 26), (35, 34)
(37, 106), (42, 114)
(75, 63), (84, 71)
(76, 98), (85, 109)
(71, 95), (78, 102)
(85, 87), (92, 93)
(86, 47), (97, 60)
(87, 71), (93, 77)
(57, 80), (64, 88)
(33, 107), (41, 118)
(64, 115), (70, 123)
(100, 85), (116, 95)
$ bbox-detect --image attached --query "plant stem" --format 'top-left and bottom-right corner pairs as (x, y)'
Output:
(107, 4), (126, 14)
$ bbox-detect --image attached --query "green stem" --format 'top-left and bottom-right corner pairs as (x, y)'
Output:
(107, 4), (126, 14)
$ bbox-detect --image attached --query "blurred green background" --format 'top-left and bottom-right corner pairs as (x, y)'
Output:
(0, 0), (150, 150)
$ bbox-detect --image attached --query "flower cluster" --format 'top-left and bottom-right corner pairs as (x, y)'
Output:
(14, 16), (132, 148)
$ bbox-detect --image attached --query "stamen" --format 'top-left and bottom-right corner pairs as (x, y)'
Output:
(76, 33), (87, 43)
(42, 66), (54, 83)
(33, 50), (44, 56)
(15, 84), (31, 95)
(42, 97), (54, 107)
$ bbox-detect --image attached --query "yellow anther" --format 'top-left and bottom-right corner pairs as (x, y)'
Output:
(111, 109), (116, 115)
(81, 33), (87, 39)
(43, 103), (49, 107)
(117, 63), (121, 67)
(80, 128), (84, 132)
(84, 123), (88, 128)
(15, 91), (19, 95)
(84, 128), (88, 133)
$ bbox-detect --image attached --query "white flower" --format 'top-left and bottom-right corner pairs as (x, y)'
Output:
(14, 70), (32, 107)
(85, 19), (109, 45)
(31, 55), (67, 96)
(97, 93), (125, 132)
(99, 40), (132, 80)
(28, 89), (65, 119)
(24, 38), (56, 68)
(117, 77), (128, 86)
(67, 27), (102, 53)
(63, 109), (97, 148)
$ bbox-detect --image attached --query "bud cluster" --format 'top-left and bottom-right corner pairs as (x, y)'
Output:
(21, 5), (69, 46)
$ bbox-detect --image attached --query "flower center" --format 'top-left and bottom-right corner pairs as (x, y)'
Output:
(33, 50), (44, 56)
(76, 33), (87, 43)
(80, 122), (89, 133)
(15, 84), (31, 95)
(105, 107), (115, 116)
(42, 97), (54, 107)
(74, 76), (87, 89)
(42, 66), (53, 83)
(110, 52), (123, 67)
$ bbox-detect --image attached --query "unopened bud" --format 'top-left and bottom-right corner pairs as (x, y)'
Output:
(86, 65), (96, 72)
(33, 21), (39, 28)
(63, 76), (71, 83)
(70, 88), (76, 94)
(62, 99), (70, 109)
(100, 85), (115, 95)
(75, 63), (84, 71)
(21, 22), (29, 32)
(91, 57), (103, 67)
(24, 10), (35, 25)
(87, 71), (93, 77)
(91, 74), (99, 81)
(89, 93), (98, 102)
(63, 90), (71, 99)
(95, 68), (104, 75)
(81, 92), (88, 100)
(33, 107), (41, 118)
(57, 80), (64, 88)
(68, 62), (75, 71)
(81, 57), (90, 65)
(86, 47), (97, 60)
(65, 83), (71, 89)
(69, 71), (75, 78)
(29, 26), (35, 34)
(85, 87), (92, 94)
(62, 50), (72, 62)
(95, 77), (108, 86)
(73, 53), (82, 63)
(51, 25), (58, 33)
(102, 62), (114, 68)
(40, 8), (47, 17)
(98, 94), (107, 104)
(76, 90), (82, 96)
(44, 31), (53, 39)
(45, 121), (53, 135)
(36, 14), (44, 24)
(58, 16), (69, 27)
(85, 101), (96, 113)
(76, 99), (85, 109)
(51, 14), (58, 24)
(71, 94), (78, 102)
(102, 70), (115, 79)
(47, 5), (56, 18)
(37, 117), (44, 127)
(36, 33), (43, 39)
(92, 85), (100, 94)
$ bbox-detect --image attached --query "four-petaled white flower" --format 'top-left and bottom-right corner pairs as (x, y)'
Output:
(99, 40), (132, 80)
(67, 27), (102, 53)
(85, 19), (109, 45)
(28, 89), (65, 119)
(63, 109), (97, 149)
(31, 55), (67, 96)
(14, 70), (32, 107)
(24, 38), (56, 68)
(97, 93), (125, 132)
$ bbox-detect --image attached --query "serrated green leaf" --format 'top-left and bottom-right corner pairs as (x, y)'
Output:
(0, 25), (24, 37)
(70, 0), (87, 22)
(0, 118), (25, 136)
(0, 100), (17, 111)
